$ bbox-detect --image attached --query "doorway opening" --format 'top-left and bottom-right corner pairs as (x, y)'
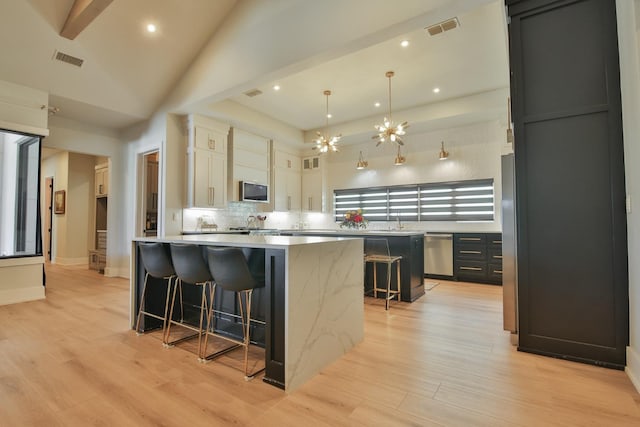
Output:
(141, 151), (159, 237)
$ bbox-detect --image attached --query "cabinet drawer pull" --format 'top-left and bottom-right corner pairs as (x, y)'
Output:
(460, 237), (481, 241)
(493, 255), (503, 259)
(287, 196), (291, 211)
(460, 250), (482, 254)
(494, 269), (503, 274)
(460, 267), (483, 271)
(308, 197), (312, 210)
(493, 240), (502, 244)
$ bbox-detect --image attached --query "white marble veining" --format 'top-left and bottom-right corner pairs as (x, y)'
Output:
(285, 238), (364, 391)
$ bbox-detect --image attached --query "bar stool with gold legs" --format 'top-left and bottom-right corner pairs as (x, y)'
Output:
(164, 244), (213, 357)
(364, 238), (402, 310)
(135, 242), (176, 337)
(202, 247), (265, 380)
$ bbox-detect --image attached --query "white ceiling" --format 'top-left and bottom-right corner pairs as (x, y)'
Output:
(0, 0), (509, 143)
(229, 2), (509, 132)
(1, 0), (237, 128)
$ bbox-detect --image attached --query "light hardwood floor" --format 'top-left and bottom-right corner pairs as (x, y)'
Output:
(1, 264), (639, 426)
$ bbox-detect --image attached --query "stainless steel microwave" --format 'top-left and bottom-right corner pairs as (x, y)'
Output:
(240, 181), (269, 203)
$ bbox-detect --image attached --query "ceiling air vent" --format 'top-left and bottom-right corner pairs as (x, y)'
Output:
(53, 50), (84, 68)
(244, 89), (263, 97)
(426, 17), (460, 36)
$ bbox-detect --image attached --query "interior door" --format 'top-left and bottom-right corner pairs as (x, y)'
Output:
(44, 177), (53, 261)
(143, 151), (159, 237)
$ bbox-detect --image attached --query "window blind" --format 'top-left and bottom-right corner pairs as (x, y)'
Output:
(334, 179), (494, 222)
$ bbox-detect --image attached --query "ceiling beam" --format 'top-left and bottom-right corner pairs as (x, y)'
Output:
(60, 0), (114, 40)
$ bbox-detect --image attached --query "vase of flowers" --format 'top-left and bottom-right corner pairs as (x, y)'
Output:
(340, 209), (367, 229)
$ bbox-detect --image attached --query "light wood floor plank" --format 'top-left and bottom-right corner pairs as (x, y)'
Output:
(0, 264), (638, 426)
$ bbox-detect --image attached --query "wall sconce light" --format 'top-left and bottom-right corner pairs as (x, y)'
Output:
(394, 145), (406, 166)
(356, 151), (368, 170)
(439, 141), (449, 160)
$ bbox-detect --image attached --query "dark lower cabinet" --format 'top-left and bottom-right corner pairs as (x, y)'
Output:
(282, 231), (425, 302)
(507, 0), (628, 368)
(454, 233), (502, 285)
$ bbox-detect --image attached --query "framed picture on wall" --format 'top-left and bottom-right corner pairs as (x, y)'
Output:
(54, 190), (65, 214)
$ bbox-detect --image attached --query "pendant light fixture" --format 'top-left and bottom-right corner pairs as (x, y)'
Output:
(312, 90), (341, 153)
(394, 145), (406, 166)
(356, 151), (368, 170)
(373, 71), (409, 146)
(438, 141), (449, 160)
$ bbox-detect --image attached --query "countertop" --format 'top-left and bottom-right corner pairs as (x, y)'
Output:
(181, 229), (426, 237)
(280, 229), (425, 237)
(134, 233), (359, 249)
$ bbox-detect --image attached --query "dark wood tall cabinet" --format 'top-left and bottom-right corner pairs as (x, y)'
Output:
(506, 0), (628, 368)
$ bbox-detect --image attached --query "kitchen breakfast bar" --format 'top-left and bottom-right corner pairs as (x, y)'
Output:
(131, 234), (365, 392)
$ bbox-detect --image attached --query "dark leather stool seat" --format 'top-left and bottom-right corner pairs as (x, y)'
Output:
(164, 243), (214, 357)
(135, 242), (176, 338)
(202, 247), (265, 379)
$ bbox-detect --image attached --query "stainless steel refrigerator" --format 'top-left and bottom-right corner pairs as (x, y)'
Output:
(501, 153), (518, 344)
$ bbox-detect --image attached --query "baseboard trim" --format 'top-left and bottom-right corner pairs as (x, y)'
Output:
(0, 286), (45, 306)
(626, 346), (640, 393)
(54, 257), (88, 266)
(104, 266), (129, 279)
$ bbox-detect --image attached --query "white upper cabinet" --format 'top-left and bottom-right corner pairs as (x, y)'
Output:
(186, 115), (229, 208)
(273, 150), (301, 211)
(301, 156), (323, 212)
(95, 163), (109, 197)
(195, 125), (226, 155)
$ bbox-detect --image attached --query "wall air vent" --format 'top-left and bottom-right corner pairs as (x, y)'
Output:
(426, 17), (460, 36)
(53, 50), (84, 67)
(244, 89), (263, 97)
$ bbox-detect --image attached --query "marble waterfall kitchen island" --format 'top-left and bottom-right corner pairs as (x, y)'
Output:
(131, 234), (364, 392)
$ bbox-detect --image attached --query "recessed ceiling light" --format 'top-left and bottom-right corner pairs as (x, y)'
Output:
(400, 40), (410, 47)
(146, 23), (157, 33)
(374, 102), (381, 107)
(433, 87), (440, 93)
(327, 113), (332, 119)
(273, 84), (281, 91)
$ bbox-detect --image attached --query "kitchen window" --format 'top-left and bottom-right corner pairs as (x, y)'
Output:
(334, 179), (494, 222)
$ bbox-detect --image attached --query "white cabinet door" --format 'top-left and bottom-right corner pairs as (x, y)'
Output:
(95, 167), (108, 196)
(302, 156), (320, 171)
(289, 169), (301, 210)
(273, 168), (288, 211)
(195, 126), (226, 154)
(210, 153), (226, 207)
(274, 168), (301, 211)
(193, 149), (226, 208)
(302, 171), (322, 212)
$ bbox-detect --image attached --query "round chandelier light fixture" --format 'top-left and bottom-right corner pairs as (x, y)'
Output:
(373, 71), (409, 146)
(313, 90), (341, 154)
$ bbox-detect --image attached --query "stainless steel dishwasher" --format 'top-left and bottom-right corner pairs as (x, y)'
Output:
(424, 233), (453, 277)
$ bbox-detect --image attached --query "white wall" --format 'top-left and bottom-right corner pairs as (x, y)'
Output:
(616, 0), (640, 393)
(65, 153), (96, 263)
